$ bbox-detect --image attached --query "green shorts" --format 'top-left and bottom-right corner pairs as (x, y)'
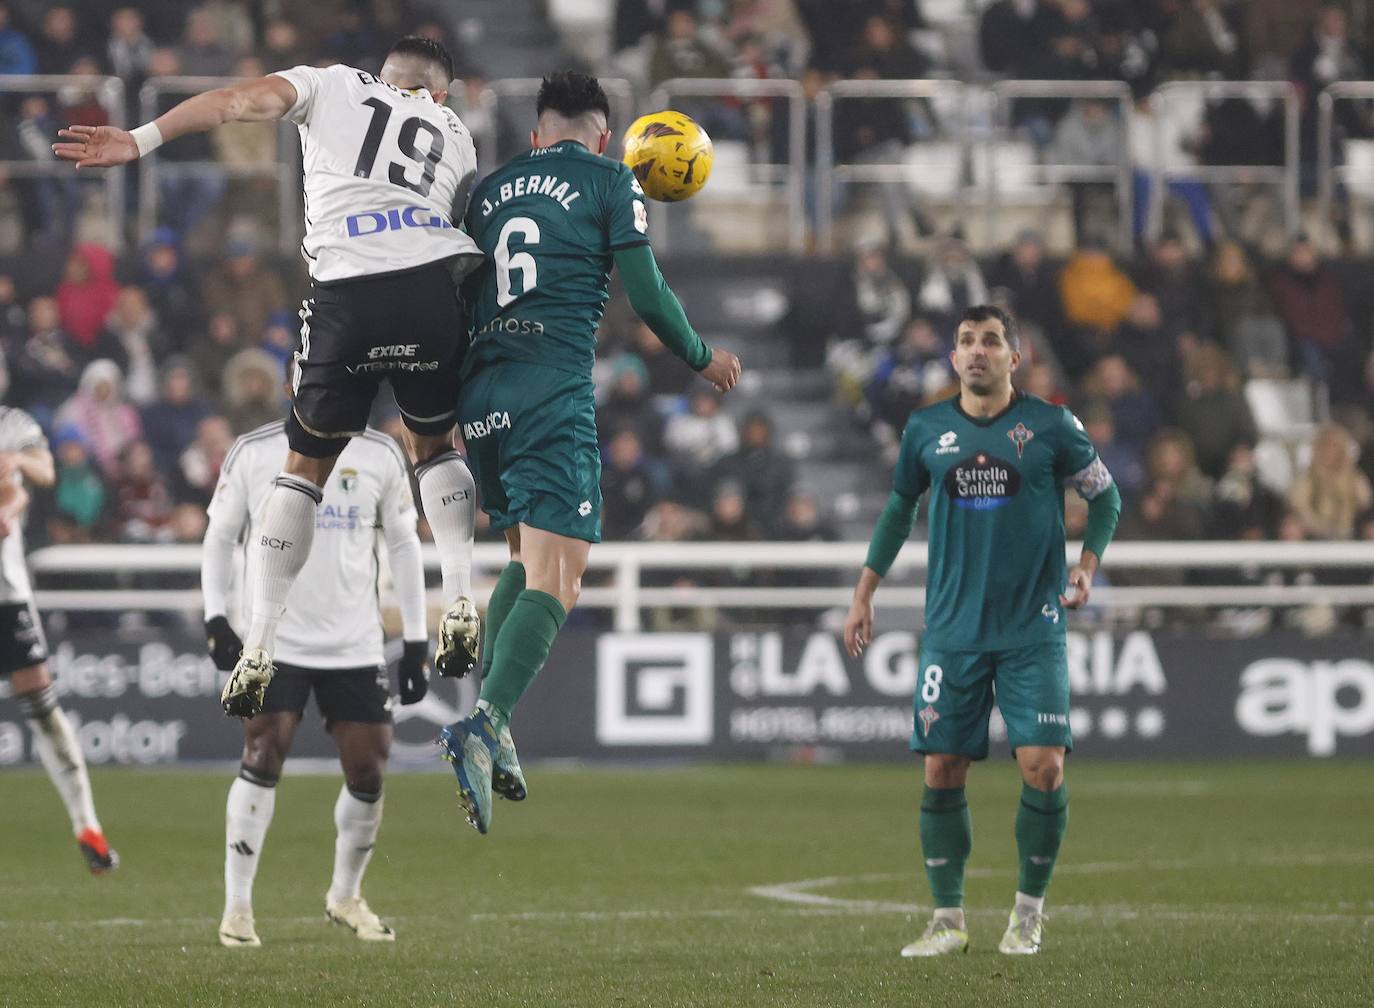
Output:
(458, 361), (602, 542)
(911, 639), (1072, 759)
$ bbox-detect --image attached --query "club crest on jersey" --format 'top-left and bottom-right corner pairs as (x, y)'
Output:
(1007, 422), (1034, 458)
(943, 452), (1021, 510)
(339, 468), (358, 492)
(918, 704), (940, 735)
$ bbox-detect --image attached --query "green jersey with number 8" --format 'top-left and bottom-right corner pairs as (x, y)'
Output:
(461, 141), (650, 380)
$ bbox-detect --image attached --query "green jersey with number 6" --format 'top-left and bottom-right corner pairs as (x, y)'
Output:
(461, 141), (650, 380)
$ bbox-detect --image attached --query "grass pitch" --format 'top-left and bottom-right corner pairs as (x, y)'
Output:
(0, 761), (1369, 1007)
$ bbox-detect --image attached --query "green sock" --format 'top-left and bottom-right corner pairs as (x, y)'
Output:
(919, 786), (972, 909)
(477, 590), (566, 728)
(1015, 782), (1068, 898)
(479, 562), (526, 678)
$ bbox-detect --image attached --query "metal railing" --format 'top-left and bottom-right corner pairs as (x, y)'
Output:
(1147, 80), (1299, 241)
(0, 74), (126, 248)
(136, 76), (300, 253)
(1317, 81), (1374, 246)
(27, 541), (1374, 633)
(648, 77), (808, 253)
(815, 79), (968, 253)
(993, 79), (1134, 254)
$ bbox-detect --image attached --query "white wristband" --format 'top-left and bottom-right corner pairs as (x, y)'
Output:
(129, 122), (163, 157)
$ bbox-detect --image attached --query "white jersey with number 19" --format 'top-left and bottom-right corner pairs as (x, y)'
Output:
(274, 63), (482, 285)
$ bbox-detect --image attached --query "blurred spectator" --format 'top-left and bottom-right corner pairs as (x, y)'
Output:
(648, 8), (741, 139)
(146, 47), (226, 237)
(55, 359), (142, 477)
(258, 310), (297, 370)
(203, 237), (289, 343)
(867, 316), (953, 439)
(112, 440), (174, 543)
(47, 429), (106, 543)
(597, 353), (664, 453)
(321, 4), (386, 70)
(1019, 360), (1065, 405)
(1124, 428), (1215, 539)
(631, 321), (696, 395)
(1047, 98), (1124, 245)
(1214, 444), (1284, 539)
(214, 56), (278, 169)
(1079, 355), (1159, 454)
(198, 0), (255, 58)
(664, 388), (739, 481)
(169, 502), (209, 543)
(1110, 292), (1179, 400)
(35, 6), (82, 75)
(1290, 5), (1369, 164)
(986, 229), (1062, 338)
(708, 480), (760, 540)
(97, 287), (163, 403)
(261, 18), (310, 71)
(1205, 240), (1289, 378)
(1158, 0), (1245, 80)
(1080, 399), (1145, 500)
(1286, 423), (1372, 539)
(714, 411), (795, 534)
(141, 358), (210, 476)
(615, 0), (668, 55)
(1175, 342), (1258, 479)
(0, 3), (36, 75)
(1129, 95), (1213, 245)
(641, 498), (709, 543)
(979, 0), (1070, 143)
(107, 7), (153, 83)
(179, 7), (235, 77)
(1058, 243), (1135, 337)
(1265, 235), (1362, 402)
(1134, 233), (1207, 337)
(916, 233), (988, 331)
(222, 348), (285, 435)
(828, 244), (912, 406)
(191, 313), (247, 399)
(0, 275), (23, 343)
(176, 415), (234, 506)
(602, 428), (668, 539)
(776, 491), (838, 542)
(55, 244), (119, 350)
(9, 296), (80, 422)
(6, 95), (79, 241)
(138, 229), (201, 342)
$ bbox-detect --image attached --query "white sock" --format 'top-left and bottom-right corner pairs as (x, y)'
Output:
(23, 689), (99, 835)
(933, 906), (966, 929)
(225, 772), (277, 917)
(1015, 891), (1045, 915)
(328, 785), (383, 904)
(244, 474), (322, 653)
(415, 451), (475, 603)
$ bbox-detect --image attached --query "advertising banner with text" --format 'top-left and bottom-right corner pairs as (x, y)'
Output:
(0, 625), (1370, 767)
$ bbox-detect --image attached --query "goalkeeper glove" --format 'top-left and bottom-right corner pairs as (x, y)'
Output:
(205, 615), (242, 672)
(399, 639), (430, 705)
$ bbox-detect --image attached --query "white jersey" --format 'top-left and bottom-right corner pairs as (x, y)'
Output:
(0, 407), (45, 605)
(276, 63), (483, 284)
(206, 422), (416, 668)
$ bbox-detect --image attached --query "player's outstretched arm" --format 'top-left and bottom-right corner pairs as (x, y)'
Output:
(613, 244), (741, 392)
(53, 74), (298, 168)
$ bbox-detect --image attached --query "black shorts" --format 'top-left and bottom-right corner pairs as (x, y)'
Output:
(260, 662), (393, 727)
(290, 260), (468, 458)
(0, 601), (48, 676)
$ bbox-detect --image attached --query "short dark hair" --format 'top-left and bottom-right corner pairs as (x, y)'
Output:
(536, 70), (610, 121)
(957, 304), (1018, 350)
(387, 35), (454, 84)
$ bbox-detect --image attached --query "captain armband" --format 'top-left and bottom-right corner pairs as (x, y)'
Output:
(1065, 457), (1113, 500)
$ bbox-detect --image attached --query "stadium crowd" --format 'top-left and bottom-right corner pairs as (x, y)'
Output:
(0, 0), (1370, 555)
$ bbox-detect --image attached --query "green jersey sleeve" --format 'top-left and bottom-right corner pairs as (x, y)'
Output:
(1054, 407), (1114, 500)
(893, 416), (932, 498)
(602, 163), (652, 251)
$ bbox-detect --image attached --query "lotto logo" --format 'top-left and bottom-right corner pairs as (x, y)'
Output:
(260, 536), (293, 550)
(596, 634), (713, 745)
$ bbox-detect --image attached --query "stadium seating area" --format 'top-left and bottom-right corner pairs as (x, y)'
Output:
(0, 0), (1371, 554)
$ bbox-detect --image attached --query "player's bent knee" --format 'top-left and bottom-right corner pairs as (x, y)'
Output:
(343, 767), (384, 797)
(1016, 748), (1066, 791)
(923, 754), (970, 789)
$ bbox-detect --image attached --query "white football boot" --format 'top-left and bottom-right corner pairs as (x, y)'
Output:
(900, 917), (970, 957)
(998, 907), (1046, 955)
(326, 895), (396, 941)
(218, 910), (261, 948)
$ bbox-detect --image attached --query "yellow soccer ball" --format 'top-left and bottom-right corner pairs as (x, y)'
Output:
(622, 110), (713, 202)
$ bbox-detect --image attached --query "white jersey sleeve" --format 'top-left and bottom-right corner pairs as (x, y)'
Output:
(0, 407), (45, 605)
(274, 63), (482, 284)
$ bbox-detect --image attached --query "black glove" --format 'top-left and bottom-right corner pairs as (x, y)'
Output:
(205, 616), (242, 672)
(399, 639), (430, 705)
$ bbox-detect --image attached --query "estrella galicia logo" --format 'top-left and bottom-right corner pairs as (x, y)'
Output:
(943, 452), (1020, 510)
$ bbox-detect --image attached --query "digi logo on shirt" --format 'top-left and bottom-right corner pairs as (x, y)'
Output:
(943, 452), (1021, 510)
